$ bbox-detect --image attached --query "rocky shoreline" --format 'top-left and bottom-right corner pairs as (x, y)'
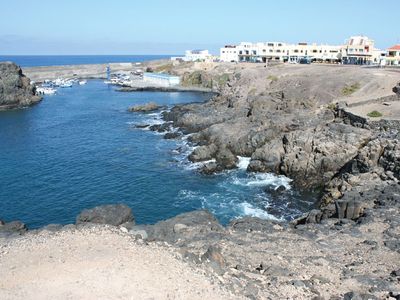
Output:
(1, 60), (400, 299)
(1, 201), (399, 299)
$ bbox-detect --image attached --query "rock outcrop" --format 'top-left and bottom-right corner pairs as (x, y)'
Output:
(128, 102), (165, 112)
(76, 204), (134, 226)
(393, 82), (400, 97)
(0, 62), (41, 110)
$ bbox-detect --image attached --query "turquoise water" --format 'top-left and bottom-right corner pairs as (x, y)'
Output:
(0, 55), (173, 67)
(0, 81), (315, 228)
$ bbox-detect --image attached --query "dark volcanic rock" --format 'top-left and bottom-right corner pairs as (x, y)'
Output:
(76, 204), (134, 226)
(189, 144), (218, 162)
(164, 132), (181, 139)
(0, 62), (41, 110)
(0, 220), (27, 238)
(393, 82), (400, 97)
(128, 102), (165, 112)
(143, 210), (224, 243)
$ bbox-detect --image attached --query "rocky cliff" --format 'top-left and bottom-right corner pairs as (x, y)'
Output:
(0, 62), (41, 110)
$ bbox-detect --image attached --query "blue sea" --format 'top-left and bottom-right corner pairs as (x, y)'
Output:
(0, 57), (316, 229)
(0, 55), (173, 67)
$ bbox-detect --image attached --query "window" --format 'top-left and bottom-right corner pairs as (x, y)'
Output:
(268, 43), (274, 47)
(313, 50), (317, 53)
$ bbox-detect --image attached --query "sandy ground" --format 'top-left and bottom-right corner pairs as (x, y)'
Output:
(0, 226), (234, 300)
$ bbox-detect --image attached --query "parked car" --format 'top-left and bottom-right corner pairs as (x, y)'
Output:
(299, 58), (311, 64)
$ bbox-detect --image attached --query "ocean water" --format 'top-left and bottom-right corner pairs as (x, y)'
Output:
(0, 81), (316, 228)
(0, 55), (173, 68)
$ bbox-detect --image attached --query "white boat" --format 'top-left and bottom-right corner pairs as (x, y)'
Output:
(79, 80), (87, 85)
(36, 87), (56, 95)
(60, 82), (72, 88)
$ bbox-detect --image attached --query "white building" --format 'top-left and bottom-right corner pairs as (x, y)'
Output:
(184, 49), (211, 62)
(143, 73), (180, 87)
(219, 36), (379, 65)
(220, 45), (239, 62)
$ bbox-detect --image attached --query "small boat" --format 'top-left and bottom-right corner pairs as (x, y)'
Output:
(36, 87), (56, 95)
(60, 83), (72, 88)
(79, 80), (87, 85)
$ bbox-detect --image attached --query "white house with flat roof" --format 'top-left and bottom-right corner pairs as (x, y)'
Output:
(220, 45), (239, 62)
(184, 49), (211, 62)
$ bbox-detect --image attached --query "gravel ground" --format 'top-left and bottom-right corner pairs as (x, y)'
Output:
(0, 226), (236, 300)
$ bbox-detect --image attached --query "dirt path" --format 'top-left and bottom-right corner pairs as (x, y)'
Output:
(0, 227), (234, 300)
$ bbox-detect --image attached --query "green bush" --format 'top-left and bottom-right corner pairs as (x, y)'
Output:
(267, 75), (278, 82)
(367, 110), (383, 118)
(217, 73), (230, 86)
(342, 83), (360, 96)
(327, 103), (337, 110)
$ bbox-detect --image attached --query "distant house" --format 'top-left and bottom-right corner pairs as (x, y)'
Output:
(143, 73), (180, 87)
(386, 45), (400, 66)
(184, 50), (211, 62)
(220, 45), (239, 62)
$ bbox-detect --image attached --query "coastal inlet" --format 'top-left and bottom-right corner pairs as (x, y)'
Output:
(0, 80), (315, 228)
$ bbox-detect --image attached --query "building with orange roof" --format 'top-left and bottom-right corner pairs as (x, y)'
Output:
(387, 45), (400, 66)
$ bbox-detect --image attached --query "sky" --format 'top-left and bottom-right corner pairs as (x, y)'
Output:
(0, 0), (399, 55)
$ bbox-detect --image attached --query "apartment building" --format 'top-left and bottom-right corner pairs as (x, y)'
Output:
(219, 36), (379, 65)
(220, 45), (239, 62)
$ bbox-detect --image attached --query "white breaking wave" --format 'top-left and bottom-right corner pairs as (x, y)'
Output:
(237, 156), (251, 170)
(239, 202), (281, 221)
(184, 159), (216, 170)
(231, 173), (292, 189)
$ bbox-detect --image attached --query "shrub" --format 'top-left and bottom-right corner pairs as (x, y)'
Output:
(327, 103), (337, 110)
(267, 75), (278, 82)
(217, 73), (230, 86)
(367, 110), (383, 118)
(342, 83), (360, 96)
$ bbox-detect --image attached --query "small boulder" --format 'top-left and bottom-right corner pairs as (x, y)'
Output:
(164, 132), (181, 139)
(200, 162), (220, 174)
(128, 102), (163, 112)
(76, 204), (134, 226)
(343, 291), (378, 300)
(215, 147), (238, 169)
(189, 144), (218, 162)
(393, 82), (400, 96)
